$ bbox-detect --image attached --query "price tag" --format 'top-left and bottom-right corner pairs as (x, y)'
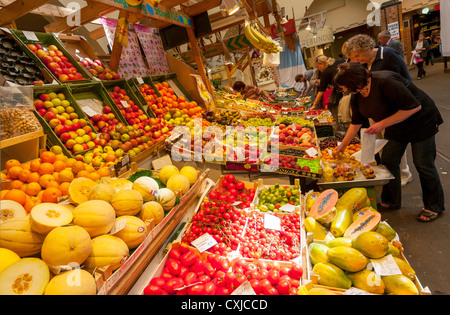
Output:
(191, 233), (218, 253)
(136, 77), (145, 85)
(279, 203), (296, 213)
(344, 287), (374, 295)
(81, 106), (98, 117)
(120, 100), (129, 108)
(0, 27), (11, 34)
(108, 217), (127, 235)
(370, 254), (402, 276)
(306, 147), (318, 157)
(231, 281), (257, 295)
(264, 214), (281, 231)
(22, 31), (39, 41)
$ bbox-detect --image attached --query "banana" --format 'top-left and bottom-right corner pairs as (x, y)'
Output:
(244, 23), (265, 51)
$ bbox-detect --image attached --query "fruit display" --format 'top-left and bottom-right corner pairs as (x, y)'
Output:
(77, 57), (120, 81)
(0, 34), (48, 85)
(107, 85), (149, 128)
(254, 183), (301, 213)
(276, 123), (317, 149)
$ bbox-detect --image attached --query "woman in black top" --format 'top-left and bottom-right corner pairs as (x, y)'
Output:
(334, 63), (444, 222)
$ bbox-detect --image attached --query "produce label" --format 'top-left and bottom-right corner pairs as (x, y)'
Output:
(191, 233), (218, 253)
(370, 254), (403, 276)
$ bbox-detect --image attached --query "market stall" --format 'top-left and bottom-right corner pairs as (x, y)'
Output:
(0, 0), (432, 297)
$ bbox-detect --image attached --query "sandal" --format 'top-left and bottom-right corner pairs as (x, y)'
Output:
(417, 210), (440, 222)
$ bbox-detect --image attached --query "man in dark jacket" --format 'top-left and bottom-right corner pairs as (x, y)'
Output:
(378, 30), (404, 59)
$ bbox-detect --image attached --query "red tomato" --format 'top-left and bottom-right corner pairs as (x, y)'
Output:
(277, 279), (291, 295)
(181, 250), (198, 266)
(179, 265), (189, 278)
(193, 259), (205, 275)
(290, 264), (304, 279)
(164, 278), (184, 294)
(224, 174), (235, 183)
(143, 285), (162, 295)
(224, 271), (235, 285)
(233, 274), (246, 288)
(169, 248), (181, 260)
(150, 277), (165, 287)
(216, 286), (230, 295)
(197, 275), (211, 284)
(203, 262), (216, 277)
(268, 269), (280, 285)
(280, 266), (291, 277)
(203, 282), (217, 295)
(166, 259), (181, 276)
(184, 272), (198, 286)
(249, 279), (263, 294)
(178, 242), (189, 253)
(187, 284), (205, 295)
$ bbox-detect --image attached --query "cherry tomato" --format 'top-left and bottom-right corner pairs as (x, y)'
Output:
(203, 282), (217, 295)
(268, 269), (280, 285)
(197, 275), (211, 284)
(143, 285), (162, 295)
(150, 277), (165, 287)
(277, 279), (291, 295)
(184, 272), (197, 286)
(181, 250), (198, 266)
(169, 248), (181, 260)
(187, 284), (205, 295)
(249, 279), (263, 294)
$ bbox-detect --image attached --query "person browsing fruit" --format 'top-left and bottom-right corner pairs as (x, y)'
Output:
(333, 63), (444, 222)
(233, 81), (274, 102)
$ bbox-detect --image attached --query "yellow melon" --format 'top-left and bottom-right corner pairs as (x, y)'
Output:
(72, 200), (116, 237)
(68, 177), (98, 205)
(30, 203), (74, 235)
(111, 189), (143, 216)
(0, 248), (21, 274)
(44, 269), (97, 295)
(140, 201), (165, 225)
(41, 225), (92, 267)
(0, 200), (27, 223)
(109, 178), (133, 191)
(88, 183), (116, 203)
(180, 166), (199, 186)
(159, 164), (179, 185)
(83, 235), (129, 272)
(166, 174), (190, 196)
(132, 176), (159, 202)
(113, 216), (148, 249)
(0, 216), (46, 257)
(0, 258), (50, 295)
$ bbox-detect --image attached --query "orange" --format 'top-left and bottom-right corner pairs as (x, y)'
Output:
(0, 189), (9, 200)
(21, 162), (31, 171)
(30, 159), (41, 172)
(7, 166), (23, 180)
(26, 182), (42, 196)
(39, 174), (56, 188)
(24, 196), (41, 213)
(85, 165), (95, 173)
(88, 172), (100, 181)
(3, 189), (27, 206)
(65, 158), (77, 168)
(59, 182), (70, 196)
(55, 154), (68, 162)
(58, 169), (74, 183)
(97, 167), (110, 178)
(38, 163), (55, 176)
(52, 172), (59, 182)
(5, 159), (21, 171)
(10, 180), (25, 190)
(18, 169), (31, 182)
(41, 187), (62, 203)
(162, 81), (169, 88)
(71, 161), (86, 174)
(20, 184), (28, 193)
(40, 151), (57, 164)
(27, 172), (41, 184)
(76, 170), (91, 178)
(1, 172), (7, 180)
(46, 181), (60, 190)
(53, 160), (66, 172)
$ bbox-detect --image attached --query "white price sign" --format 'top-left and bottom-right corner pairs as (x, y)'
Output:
(370, 254), (402, 276)
(264, 213), (281, 231)
(191, 233), (218, 253)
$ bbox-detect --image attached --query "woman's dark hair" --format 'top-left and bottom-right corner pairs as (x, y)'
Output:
(333, 62), (371, 93)
(233, 81), (246, 91)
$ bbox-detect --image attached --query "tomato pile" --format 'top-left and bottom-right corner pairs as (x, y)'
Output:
(144, 244), (303, 295)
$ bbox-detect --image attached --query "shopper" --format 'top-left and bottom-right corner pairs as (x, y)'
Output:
(412, 32), (430, 80)
(295, 69), (315, 97)
(232, 81), (274, 102)
(333, 63), (444, 222)
(377, 30), (405, 58)
(343, 34), (413, 185)
(310, 55), (345, 123)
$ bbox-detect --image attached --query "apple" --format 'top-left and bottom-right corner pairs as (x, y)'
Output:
(48, 45), (59, 51)
(59, 74), (69, 82)
(44, 111), (57, 121)
(60, 132), (72, 143)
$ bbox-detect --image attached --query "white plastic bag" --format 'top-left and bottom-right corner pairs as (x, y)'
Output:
(263, 51), (280, 67)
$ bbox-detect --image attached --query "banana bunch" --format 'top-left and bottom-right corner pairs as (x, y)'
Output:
(147, 0), (161, 6)
(244, 22), (280, 54)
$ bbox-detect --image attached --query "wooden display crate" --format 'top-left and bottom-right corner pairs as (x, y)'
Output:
(150, 73), (192, 102)
(252, 178), (302, 213)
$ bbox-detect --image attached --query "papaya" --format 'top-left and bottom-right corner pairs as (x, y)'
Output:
(326, 246), (369, 272)
(387, 242), (401, 258)
(351, 231), (389, 259)
(382, 275), (419, 295)
(326, 237), (352, 248)
(312, 262), (352, 289)
(347, 270), (385, 294)
(352, 207), (378, 222)
(336, 188), (368, 212)
(305, 217), (330, 241)
(309, 189), (338, 223)
(308, 243), (329, 265)
(305, 191), (320, 213)
(393, 257), (416, 281)
(374, 221), (397, 241)
(307, 288), (337, 295)
(330, 207), (353, 237)
(344, 211), (381, 239)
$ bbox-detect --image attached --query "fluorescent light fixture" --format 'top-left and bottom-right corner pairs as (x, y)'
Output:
(222, 0), (240, 16)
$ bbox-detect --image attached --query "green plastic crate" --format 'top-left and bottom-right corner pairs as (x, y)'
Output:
(32, 84), (98, 158)
(101, 79), (153, 121)
(10, 30), (92, 84)
(150, 73), (192, 102)
(66, 81), (128, 126)
(127, 76), (160, 118)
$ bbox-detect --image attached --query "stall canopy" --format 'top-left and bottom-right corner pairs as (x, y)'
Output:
(277, 41), (307, 89)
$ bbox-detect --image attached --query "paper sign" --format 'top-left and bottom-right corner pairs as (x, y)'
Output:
(370, 254), (402, 276)
(344, 287), (374, 295)
(231, 281), (257, 295)
(306, 147), (318, 157)
(191, 233), (218, 253)
(108, 217), (127, 235)
(22, 31), (39, 41)
(279, 204), (296, 213)
(264, 214), (281, 231)
(120, 100), (129, 108)
(136, 76), (145, 85)
(81, 106), (99, 117)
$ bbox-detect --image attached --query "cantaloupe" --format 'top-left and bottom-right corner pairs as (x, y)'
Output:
(344, 211), (381, 239)
(68, 178), (98, 205)
(30, 203), (73, 235)
(0, 216), (46, 257)
(88, 183), (116, 203)
(159, 165), (179, 185)
(0, 248), (21, 273)
(83, 235), (129, 272)
(166, 174), (190, 196)
(41, 225), (92, 267)
(156, 188), (176, 211)
(0, 200), (26, 223)
(132, 176), (159, 202)
(180, 166), (198, 186)
(112, 216), (148, 249)
(309, 189), (338, 223)
(140, 201), (165, 225)
(72, 200), (116, 237)
(111, 189), (143, 216)
(44, 269), (97, 295)
(109, 178), (133, 191)
(0, 258), (50, 295)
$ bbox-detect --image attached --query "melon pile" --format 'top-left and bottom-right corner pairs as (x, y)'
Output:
(304, 188), (419, 295)
(0, 165), (196, 295)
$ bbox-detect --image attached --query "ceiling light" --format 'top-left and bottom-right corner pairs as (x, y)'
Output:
(422, 7), (430, 14)
(306, 20), (311, 30)
(222, 0), (240, 16)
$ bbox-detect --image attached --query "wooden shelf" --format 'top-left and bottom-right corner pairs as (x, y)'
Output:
(1, 130), (45, 149)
